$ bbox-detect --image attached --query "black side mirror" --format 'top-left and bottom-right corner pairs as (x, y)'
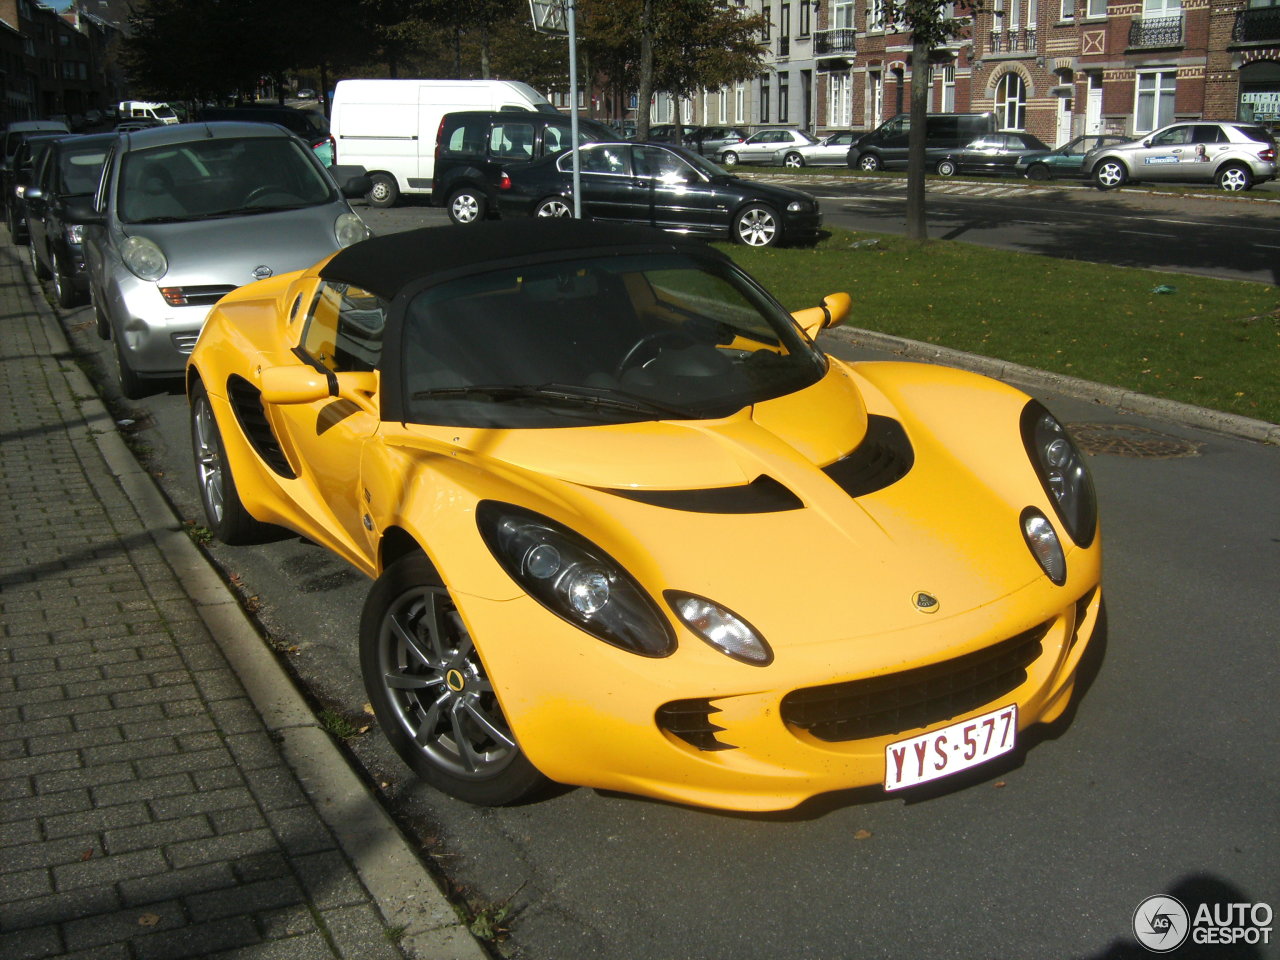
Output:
(330, 164), (372, 198)
(65, 198), (105, 226)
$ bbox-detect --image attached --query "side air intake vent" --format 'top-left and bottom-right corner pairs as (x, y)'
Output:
(822, 415), (913, 498)
(227, 374), (295, 479)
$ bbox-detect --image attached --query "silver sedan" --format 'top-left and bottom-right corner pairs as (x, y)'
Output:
(719, 129), (818, 166)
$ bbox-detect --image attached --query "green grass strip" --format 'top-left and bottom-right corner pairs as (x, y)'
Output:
(720, 229), (1279, 424)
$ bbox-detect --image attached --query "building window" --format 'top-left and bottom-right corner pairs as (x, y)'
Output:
(779, 72), (790, 122)
(869, 0), (886, 31)
(1086, 0), (1106, 16)
(1142, 0), (1180, 17)
(761, 78), (771, 123)
(1059, 0), (1074, 19)
(719, 87), (729, 123)
(832, 73), (852, 127)
(800, 0), (811, 34)
(995, 72), (1027, 129)
(834, 0), (854, 27)
(735, 82), (745, 123)
(1135, 70), (1176, 132)
(941, 64), (956, 111)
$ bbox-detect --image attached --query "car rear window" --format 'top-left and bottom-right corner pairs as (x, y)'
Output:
(1237, 124), (1276, 144)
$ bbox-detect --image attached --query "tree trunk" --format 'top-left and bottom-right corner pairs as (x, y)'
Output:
(480, 25), (491, 79)
(636, 0), (655, 139)
(905, 36), (930, 242)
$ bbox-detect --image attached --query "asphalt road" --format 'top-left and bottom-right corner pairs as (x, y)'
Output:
(45, 198), (1279, 959)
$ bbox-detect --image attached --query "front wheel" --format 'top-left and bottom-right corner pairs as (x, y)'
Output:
(360, 554), (545, 806)
(858, 154), (882, 172)
(366, 172), (400, 208)
(721, 151), (739, 166)
(53, 255), (81, 308)
(29, 240), (50, 280)
(112, 332), (147, 400)
(190, 381), (268, 544)
(1216, 163), (1252, 192)
(936, 159), (957, 177)
(783, 152), (804, 168)
(447, 187), (486, 224)
(1025, 163), (1051, 181)
(534, 197), (573, 218)
(733, 203), (781, 248)
(1093, 159), (1127, 190)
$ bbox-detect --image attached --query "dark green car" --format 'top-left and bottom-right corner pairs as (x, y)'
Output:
(1015, 135), (1129, 180)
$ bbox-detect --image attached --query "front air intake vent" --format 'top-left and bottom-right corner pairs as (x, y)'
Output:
(822, 415), (914, 498)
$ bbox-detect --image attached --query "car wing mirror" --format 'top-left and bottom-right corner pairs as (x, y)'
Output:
(259, 365), (332, 404)
(23, 185), (43, 201)
(791, 292), (852, 340)
(330, 164), (373, 198)
(64, 198), (105, 226)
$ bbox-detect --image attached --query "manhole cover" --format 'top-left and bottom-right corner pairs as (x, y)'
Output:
(1068, 422), (1202, 459)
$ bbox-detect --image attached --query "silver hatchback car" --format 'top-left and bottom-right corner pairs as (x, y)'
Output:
(79, 122), (371, 397)
(1085, 120), (1277, 192)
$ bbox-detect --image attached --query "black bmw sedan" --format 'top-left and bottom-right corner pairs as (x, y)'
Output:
(494, 141), (821, 248)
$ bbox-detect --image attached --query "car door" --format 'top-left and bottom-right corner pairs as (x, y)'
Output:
(1132, 124), (1196, 181)
(963, 135), (1006, 173)
(268, 280), (385, 563)
(739, 131), (780, 162)
(567, 144), (642, 222)
(629, 144), (723, 233)
(816, 132), (854, 163)
(25, 144), (54, 262)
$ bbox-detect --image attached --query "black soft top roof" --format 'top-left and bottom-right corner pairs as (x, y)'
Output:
(319, 219), (724, 301)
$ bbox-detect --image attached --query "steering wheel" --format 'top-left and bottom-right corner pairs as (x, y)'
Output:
(615, 330), (699, 378)
(242, 184), (297, 206)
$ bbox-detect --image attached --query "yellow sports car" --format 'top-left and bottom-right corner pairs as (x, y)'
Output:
(186, 220), (1101, 812)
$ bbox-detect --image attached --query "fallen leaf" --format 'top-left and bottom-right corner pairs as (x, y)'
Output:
(363, 703), (375, 716)
(853, 829), (872, 840)
(137, 913), (160, 927)
(994, 780), (1007, 789)
(81, 849), (94, 861)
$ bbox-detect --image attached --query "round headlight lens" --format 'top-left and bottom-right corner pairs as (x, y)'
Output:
(666, 591), (773, 666)
(121, 235), (167, 281)
(334, 211), (368, 248)
(1022, 508), (1066, 585)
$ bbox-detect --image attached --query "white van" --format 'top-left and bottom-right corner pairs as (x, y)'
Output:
(329, 79), (557, 207)
(117, 100), (179, 125)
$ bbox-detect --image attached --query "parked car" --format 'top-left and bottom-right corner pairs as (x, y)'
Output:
(719, 128), (818, 166)
(78, 121), (372, 399)
(1085, 120), (1277, 191)
(934, 132), (1052, 177)
(6, 133), (68, 242)
(197, 105), (336, 166)
(646, 123), (701, 145)
(432, 110), (616, 224)
(847, 112), (998, 171)
(1014, 135), (1132, 180)
(495, 140), (821, 247)
(780, 130), (859, 167)
(686, 125), (750, 158)
(2, 121), (70, 234)
(297, 88), (316, 100)
(25, 133), (115, 307)
(185, 217), (1102, 811)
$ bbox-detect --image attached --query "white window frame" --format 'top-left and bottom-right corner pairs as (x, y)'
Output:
(834, 0), (853, 28)
(1134, 69), (1176, 133)
(941, 65), (956, 111)
(995, 73), (1027, 129)
(869, 0), (886, 31)
(1086, 0), (1105, 17)
(735, 82), (745, 123)
(1059, 0), (1074, 20)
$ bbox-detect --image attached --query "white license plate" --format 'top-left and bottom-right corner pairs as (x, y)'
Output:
(884, 704), (1018, 791)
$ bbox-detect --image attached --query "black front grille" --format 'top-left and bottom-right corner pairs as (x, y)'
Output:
(822, 415), (913, 498)
(174, 284), (237, 306)
(781, 622), (1050, 742)
(227, 374), (295, 479)
(656, 698), (736, 751)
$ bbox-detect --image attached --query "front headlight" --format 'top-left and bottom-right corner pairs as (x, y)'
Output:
(334, 211), (368, 248)
(787, 199), (808, 213)
(476, 501), (675, 657)
(666, 591), (773, 666)
(121, 235), (167, 281)
(65, 224), (84, 245)
(1021, 401), (1097, 547)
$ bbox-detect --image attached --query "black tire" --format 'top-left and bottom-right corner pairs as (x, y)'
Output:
(366, 172), (400, 208)
(189, 380), (268, 544)
(936, 158), (957, 177)
(360, 553), (545, 806)
(29, 239), (50, 280)
(733, 203), (782, 248)
(53, 255), (80, 309)
(112, 331), (147, 400)
(858, 153), (882, 172)
(721, 150), (739, 166)
(447, 186), (486, 225)
(1093, 159), (1127, 190)
(783, 152), (804, 168)
(1216, 163), (1252, 192)
(534, 197), (573, 218)
(1026, 163), (1051, 181)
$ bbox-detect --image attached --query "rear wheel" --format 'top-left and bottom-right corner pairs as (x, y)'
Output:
(1093, 159), (1127, 190)
(1216, 163), (1252, 192)
(366, 172), (399, 208)
(534, 197), (572, 218)
(360, 553), (545, 806)
(190, 380), (268, 544)
(936, 158), (958, 177)
(783, 152), (804, 168)
(858, 154), (882, 172)
(447, 187), (486, 224)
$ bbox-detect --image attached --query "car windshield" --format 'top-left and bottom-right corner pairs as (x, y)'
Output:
(117, 136), (335, 223)
(58, 145), (109, 196)
(401, 252), (827, 428)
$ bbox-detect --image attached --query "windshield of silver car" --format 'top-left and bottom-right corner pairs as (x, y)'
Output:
(117, 136), (334, 223)
(401, 253), (828, 428)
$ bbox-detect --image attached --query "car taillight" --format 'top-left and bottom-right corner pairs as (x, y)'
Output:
(499, 172), (511, 191)
(1260, 147), (1276, 162)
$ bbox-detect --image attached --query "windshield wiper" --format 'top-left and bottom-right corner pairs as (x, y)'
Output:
(411, 382), (697, 419)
